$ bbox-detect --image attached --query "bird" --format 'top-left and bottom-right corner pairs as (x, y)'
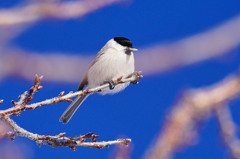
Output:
(59, 37), (137, 124)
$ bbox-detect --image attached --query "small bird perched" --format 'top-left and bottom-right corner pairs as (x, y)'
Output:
(60, 37), (137, 124)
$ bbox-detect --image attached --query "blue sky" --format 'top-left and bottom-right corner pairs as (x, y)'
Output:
(0, 0), (240, 159)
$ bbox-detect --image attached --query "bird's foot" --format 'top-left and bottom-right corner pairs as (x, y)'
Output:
(108, 80), (115, 90)
(128, 72), (142, 84)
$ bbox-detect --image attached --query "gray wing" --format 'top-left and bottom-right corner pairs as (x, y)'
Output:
(77, 48), (104, 90)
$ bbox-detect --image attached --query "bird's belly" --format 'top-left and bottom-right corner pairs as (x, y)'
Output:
(87, 53), (134, 94)
(99, 82), (130, 95)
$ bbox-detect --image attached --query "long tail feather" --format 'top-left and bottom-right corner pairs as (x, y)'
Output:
(59, 94), (89, 124)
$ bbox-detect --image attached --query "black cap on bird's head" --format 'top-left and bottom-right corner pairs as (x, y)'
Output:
(114, 37), (133, 48)
(113, 37), (138, 53)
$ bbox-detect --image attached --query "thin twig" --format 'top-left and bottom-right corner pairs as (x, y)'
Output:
(20, 74), (43, 107)
(0, 71), (142, 116)
(10, 75), (43, 116)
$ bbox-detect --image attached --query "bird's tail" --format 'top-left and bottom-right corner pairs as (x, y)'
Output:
(59, 94), (89, 124)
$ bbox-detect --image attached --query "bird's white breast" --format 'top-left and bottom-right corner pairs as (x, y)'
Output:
(87, 47), (135, 94)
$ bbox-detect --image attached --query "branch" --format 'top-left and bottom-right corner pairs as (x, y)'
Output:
(0, 0), (122, 26)
(137, 14), (240, 75)
(0, 116), (131, 150)
(0, 71), (142, 116)
(0, 72), (142, 149)
(0, 0), (123, 46)
(215, 105), (240, 159)
(1, 15), (240, 82)
(145, 71), (240, 159)
(12, 74), (43, 108)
